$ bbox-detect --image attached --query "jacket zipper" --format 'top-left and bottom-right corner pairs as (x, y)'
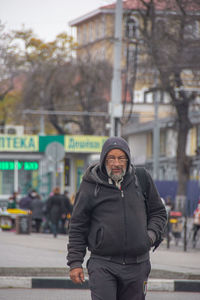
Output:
(120, 187), (127, 264)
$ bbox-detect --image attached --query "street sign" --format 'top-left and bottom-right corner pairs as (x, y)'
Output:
(45, 142), (65, 162)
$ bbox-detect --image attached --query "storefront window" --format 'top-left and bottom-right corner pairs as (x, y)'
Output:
(18, 169), (34, 194)
(1, 170), (14, 195)
(0, 160), (39, 195)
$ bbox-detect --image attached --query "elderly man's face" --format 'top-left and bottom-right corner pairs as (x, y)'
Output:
(105, 149), (127, 181)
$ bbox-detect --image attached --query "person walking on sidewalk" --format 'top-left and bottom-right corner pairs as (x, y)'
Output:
(46, 187), (66, 237)
(60, 190), (73, 234)
(30, 192), (44, 233)
(192, 200), (200, 247)
(67, 137), (167, 300)
(19, 189), (37, 211)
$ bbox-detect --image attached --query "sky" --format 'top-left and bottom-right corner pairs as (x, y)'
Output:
(1, 0), (114, 42)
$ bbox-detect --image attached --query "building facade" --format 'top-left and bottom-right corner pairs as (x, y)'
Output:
(69, 0), (200, 184)
(123, 113), (200, 179)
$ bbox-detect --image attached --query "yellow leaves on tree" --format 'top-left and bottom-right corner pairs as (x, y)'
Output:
(13, 28), (77, 64)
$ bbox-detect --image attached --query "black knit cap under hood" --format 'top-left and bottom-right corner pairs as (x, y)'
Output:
(100, 136), (131, 173)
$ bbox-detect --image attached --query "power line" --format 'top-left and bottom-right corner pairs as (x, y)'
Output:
(23, 109), (109, 117)
(23, 109), (147, 119)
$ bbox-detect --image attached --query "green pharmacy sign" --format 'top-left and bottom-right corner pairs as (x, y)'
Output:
(0, 161), (39, 170)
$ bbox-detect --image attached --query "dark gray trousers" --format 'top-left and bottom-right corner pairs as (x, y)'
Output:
(87, 258), (151, 300)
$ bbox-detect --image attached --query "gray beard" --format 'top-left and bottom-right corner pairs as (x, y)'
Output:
(106, 167), (125, 182)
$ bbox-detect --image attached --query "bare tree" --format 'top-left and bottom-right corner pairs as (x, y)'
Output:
(126, 0), (200, 208)
(69, 57), (112, 135)
(22, 58), (112, 134)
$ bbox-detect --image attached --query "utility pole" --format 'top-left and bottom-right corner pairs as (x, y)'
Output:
(14, 160), (18, 193)
(39, 111), (45, 136)
(153, 83), (160, 180)
(39, 91), (45, 136)
(110, 0), (123, 137)
(153, 72), (160, 180)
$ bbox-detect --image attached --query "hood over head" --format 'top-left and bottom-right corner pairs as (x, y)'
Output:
(100, 137), (131, 173)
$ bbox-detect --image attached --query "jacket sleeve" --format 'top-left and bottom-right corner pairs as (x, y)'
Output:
(67, 182), (92, 270)
(145, 170), (167, 248)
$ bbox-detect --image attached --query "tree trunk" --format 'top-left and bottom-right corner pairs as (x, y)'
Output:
(175, 101), (191, 212)
(82, 115), (94, 135)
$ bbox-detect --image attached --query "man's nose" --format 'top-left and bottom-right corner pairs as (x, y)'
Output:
(113, 159), (120, 165)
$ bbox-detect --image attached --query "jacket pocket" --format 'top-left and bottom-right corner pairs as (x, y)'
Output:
(95, 227), (104, 249)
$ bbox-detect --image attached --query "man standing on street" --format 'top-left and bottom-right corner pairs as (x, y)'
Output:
(67, 137), (167, 300)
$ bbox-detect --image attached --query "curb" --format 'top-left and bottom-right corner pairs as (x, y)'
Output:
(0, 277), (200, 292)
(1, 267), (199, 280)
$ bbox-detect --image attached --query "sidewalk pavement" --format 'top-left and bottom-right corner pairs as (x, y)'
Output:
(0, 230), (200, 292)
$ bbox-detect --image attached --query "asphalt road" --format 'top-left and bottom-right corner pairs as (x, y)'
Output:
(0, 289), (199, 300)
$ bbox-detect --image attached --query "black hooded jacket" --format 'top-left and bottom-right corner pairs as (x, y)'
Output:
(67, 137), (167, 269)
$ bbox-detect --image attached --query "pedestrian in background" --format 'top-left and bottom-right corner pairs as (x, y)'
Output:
(19, 189), (38, 211)
(46, 187), (66, 238)
(165, 196), (174, 215)
(192, 200), (200, 247)
(7, 191), (18, 209)
(60, 190), (73, 234)
(63, 190), (73, 213)
(67, 137), (167, 300)
(30, 192), (44, 233)
(7, 191), (19, 228)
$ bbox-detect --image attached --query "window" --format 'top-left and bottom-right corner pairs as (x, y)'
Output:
(83, 25), (87, 44)
(125, 15), (139, 40)
(89, 22), (93, 42)
(160, 130), (166, 156)
(184, 20), (199, 40)
(100, 15), (106, 38)
(77, 27), (81, 44)
(1, 170), (14, 195)
(18, 169), (34, 194)
(144, 92), (153, 104)
(0, 161), (39, 195)
(146, 130), (166, 159)
(134, 91), (143, 103)
(144, 90), (170, 104)
(146, 132), (153, 158)
(96, 19), (100, 39)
